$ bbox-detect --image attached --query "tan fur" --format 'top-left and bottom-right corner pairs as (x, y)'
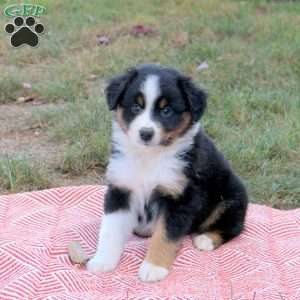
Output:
(158, 98), (168, 109)
(145, 217), (180, 269)
(156, 174), (187, 198)
(205, 231), (223, 248)
(161, 112), (192, 145)
(200, 202), (226, 231)
(115, 107), (128, 132)
(137, 95), (145, 107)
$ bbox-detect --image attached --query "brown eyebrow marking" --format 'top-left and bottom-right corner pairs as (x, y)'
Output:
(136, 95), (145, 107)
(158, 98), (168, 109)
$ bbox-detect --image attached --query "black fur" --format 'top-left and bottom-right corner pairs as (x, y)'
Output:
(150, 129), (248, 242)
(105, 64), (248, 246)
(105, 68), (137, 110)
(104, 185), (131, 213)
(177, 75), (207, 122)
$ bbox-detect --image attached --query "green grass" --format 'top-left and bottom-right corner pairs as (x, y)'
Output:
(0, 0), (299, 207)
(0, 157), (51, 193)
(36, 81), (111, 174)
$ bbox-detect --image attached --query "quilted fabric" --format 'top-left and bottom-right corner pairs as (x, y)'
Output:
(0, 185), (299, 300)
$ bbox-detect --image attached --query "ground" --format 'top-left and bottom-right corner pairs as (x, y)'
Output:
(0, 0), (299, 208)
(0, 101), (104, 194)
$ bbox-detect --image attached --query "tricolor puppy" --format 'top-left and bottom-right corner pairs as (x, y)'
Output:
(87, 64), (248, 282)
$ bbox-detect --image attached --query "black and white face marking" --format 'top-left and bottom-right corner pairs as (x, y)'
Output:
(106, 64), (207, 148)
(128, 75), (162, 146)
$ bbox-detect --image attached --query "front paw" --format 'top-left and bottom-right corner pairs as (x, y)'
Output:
(138, 260), (169, 282)
(86, 255), (118, 273)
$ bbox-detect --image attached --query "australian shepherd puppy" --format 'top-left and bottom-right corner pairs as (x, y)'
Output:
(87, 64), (248, 282)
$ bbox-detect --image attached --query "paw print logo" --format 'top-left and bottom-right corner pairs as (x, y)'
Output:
(5, 16), (45, 47)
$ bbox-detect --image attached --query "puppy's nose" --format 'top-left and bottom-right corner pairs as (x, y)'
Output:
(139, 128), (154, 142)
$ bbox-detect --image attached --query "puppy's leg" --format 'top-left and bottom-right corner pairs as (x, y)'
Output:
(138, 216), (180, 282)
(193, 202), (225, 251)
(193, 231), (223, 251)
(87, 186), (135, 272)
(194, 173), (248, 251)
(212, 173), (248, 245)
(139, 192), (194, 282)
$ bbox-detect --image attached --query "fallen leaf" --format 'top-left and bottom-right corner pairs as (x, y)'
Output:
(17, 94), (37, 103)
(96, 35), (111, 46)
(31, 100), (44, 106)
(17, 97), (26, 103)
(29, 123), (42, 130)
(172, 31), (189, 47)
(22, 82), (32, 89)
(256, 6), (267, 15)
(87, 74), (97, 81)
(131, 24), (155, 37)
(197, 61), (209, 72)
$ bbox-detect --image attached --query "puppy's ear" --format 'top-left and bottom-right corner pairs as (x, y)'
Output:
(105, 68), (137, 110)
(178, 76), (207, 121)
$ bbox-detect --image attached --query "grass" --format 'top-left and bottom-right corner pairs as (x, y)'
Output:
(0, 0), (299, 208)
(0, 157), (51, 193)
(37, 82), (111, 174)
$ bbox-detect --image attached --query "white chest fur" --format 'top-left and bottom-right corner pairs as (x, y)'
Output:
(107, 146), (186, 202)
(106, 122), (199, 210)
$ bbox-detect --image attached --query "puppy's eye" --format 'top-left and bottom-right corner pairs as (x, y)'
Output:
(131, 103), (143, 114)
(161, 106), (173, 117)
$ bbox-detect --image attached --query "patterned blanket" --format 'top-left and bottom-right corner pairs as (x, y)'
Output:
(0, 185), (299, 300)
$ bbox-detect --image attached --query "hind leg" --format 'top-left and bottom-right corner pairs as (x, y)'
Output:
(193, 209), (245, 252)
(193, 220), (243, 251)
(193, 231), (223, 251)
(194, 174), (248, 251)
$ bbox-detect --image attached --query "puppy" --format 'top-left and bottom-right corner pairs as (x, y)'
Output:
(87, 64), (248, 282)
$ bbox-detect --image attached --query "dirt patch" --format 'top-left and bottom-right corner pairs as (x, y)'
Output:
(0, 102), (105, 194)
(0, 102), (65, 166)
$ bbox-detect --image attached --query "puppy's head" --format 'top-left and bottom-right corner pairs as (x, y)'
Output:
(106, 64), (207, 147)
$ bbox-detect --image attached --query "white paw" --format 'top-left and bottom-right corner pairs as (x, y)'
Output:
(138, 260), (169, 282)
(193, 234), (215, 251)
(86, 255), (118, 273)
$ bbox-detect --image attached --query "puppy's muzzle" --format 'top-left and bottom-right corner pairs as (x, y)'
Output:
(139, 127), (154, 143)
